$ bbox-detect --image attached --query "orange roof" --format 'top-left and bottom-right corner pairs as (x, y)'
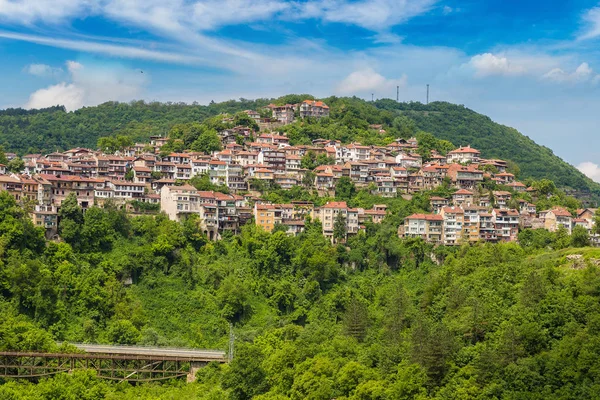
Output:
(322, 201), (348, 209)
(448, 146), (480, 154)
(454, 189), (473, 195)
(442, 206), (464, 214)
(405, 213), (443, 221)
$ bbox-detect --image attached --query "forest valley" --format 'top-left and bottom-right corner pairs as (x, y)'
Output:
(1, 184), (600, 399)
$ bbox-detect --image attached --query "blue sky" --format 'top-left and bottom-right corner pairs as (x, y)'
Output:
(1, 0), (600, 179)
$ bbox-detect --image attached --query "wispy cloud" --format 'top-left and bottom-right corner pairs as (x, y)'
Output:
(25, 60), (148, 111)
(467, 53), (527, 77)
(336, 67), (407, 95)
(578, 6), (600, 40)
(542, 62), (600, 84)
(24, 63), (63, 78)
(578, 161), (600, 182)
(298, 0), (438, 31)
(0, 31), (208, 65)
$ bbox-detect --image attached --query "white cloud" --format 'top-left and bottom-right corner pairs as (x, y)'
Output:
(578, 161), (600, 182)
(467, 53), (528, 77)
(0, 31), (207, 65)
(371, 32), (403, 44)
(25, 63), (62, 77)
(542, 62), (600, 84)
(336, 67), (407, 95)
(301, 0), (437, 31)
(0, 0), (91, 24)
(25, 60), (148, 111)
(579, 6), (600, 40)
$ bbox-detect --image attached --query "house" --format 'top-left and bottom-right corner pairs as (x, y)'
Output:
(542, 207), (573, 234)
(299, 100), (329, 119)
(452, 189), (474, 207)
(267, 104), (295, 125)
(400, 213), (443, 244)
(430, 196), (449, 214)
(492, 209), (520, 242)
(493, 191), (512, 209)
(315, 172), (335, 190)
(447, 145), (481, 164)
(347, 143), (372, 162)
(506, 181), (527, 192)
(132, 166), (152, 183)
(372, 176), (396, 197)
(494, 172), (515, 184)
(440, 206), (465, 245)
(315, 201), (359, 239)
(447, 164), (483, 190)
(463, 206), (487, 242)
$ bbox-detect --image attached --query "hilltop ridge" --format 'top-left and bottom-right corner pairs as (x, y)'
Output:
(0, 95), (597, 197)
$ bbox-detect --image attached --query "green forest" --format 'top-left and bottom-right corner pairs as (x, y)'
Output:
(2, 185), (600, 399)
(0, 95), (598, 197)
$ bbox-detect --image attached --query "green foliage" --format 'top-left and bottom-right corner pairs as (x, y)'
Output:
(190, 173), (230, 194)
(335, 177), (356, 200)
(97, 135), (133, 154)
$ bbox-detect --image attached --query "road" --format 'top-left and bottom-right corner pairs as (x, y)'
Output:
(71, 343), (226, 361)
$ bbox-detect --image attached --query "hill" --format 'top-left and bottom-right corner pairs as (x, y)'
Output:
(2, 189), (600, 399)
(374, 99), (600, 197)
(0, 95), (598, 197)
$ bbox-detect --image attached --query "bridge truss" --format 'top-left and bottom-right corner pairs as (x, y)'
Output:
(0, 351), (201, 382)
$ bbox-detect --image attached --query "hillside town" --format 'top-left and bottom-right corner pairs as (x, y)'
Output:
(0, 100), (597, 244)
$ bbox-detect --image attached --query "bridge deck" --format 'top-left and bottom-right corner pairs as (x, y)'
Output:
(70, 344), (226, 362)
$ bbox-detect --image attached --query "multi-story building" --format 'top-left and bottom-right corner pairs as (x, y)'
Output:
(440, 206), (465, 245)
(492, 209), (520, 242)
(447, 145), (481, 164)
(268, 104), (295, 125)
(401, 213), (444, 244)
(299, 100), (329, 119)
(452, 189), (474, 207)
(541, 207), (573, 234)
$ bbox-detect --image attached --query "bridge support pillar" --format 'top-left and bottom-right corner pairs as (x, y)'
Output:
(187, 361), (204, 383)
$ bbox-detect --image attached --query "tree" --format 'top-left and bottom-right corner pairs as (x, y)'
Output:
(303, 171), (316, 188)
(0, 145), (8, 165)
(571, 225), (590, 247)
(343, 296), (368, 341)
(335, 177), (356, 200)
(124, 168), (134, 181)
(333, 211), (347, 243)
(222, 344), (268, 400)
(58, 193), (83, 246)
(233, 112), (259, 131)
(97, 135), (133, 153)
(7, 158), (24, 173)
(107, 320), (141, 344)
(190, 128), (222, 154)
(593, 208), (600, 235)
(533, 179), (556, 196)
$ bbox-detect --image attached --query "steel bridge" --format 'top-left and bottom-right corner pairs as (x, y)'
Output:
(0, 344), (227, 383)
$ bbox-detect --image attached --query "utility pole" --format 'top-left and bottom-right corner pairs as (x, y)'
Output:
(396, 86), (399, 102)
(228, 323), (235, 362)
(426, 84), (430, 105)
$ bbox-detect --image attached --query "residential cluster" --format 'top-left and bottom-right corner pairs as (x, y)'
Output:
(401, 193), (598, 245)
(0, 99), (596, 243)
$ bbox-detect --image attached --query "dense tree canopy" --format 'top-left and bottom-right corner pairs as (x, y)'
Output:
(1, 186), (600, 398)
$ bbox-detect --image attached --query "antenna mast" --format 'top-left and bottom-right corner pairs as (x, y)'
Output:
(426, 84), (430, 105)
(396, 86), (399, 102)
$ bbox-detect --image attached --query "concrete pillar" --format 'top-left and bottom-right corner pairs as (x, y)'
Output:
(187, 361), (204, 383)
